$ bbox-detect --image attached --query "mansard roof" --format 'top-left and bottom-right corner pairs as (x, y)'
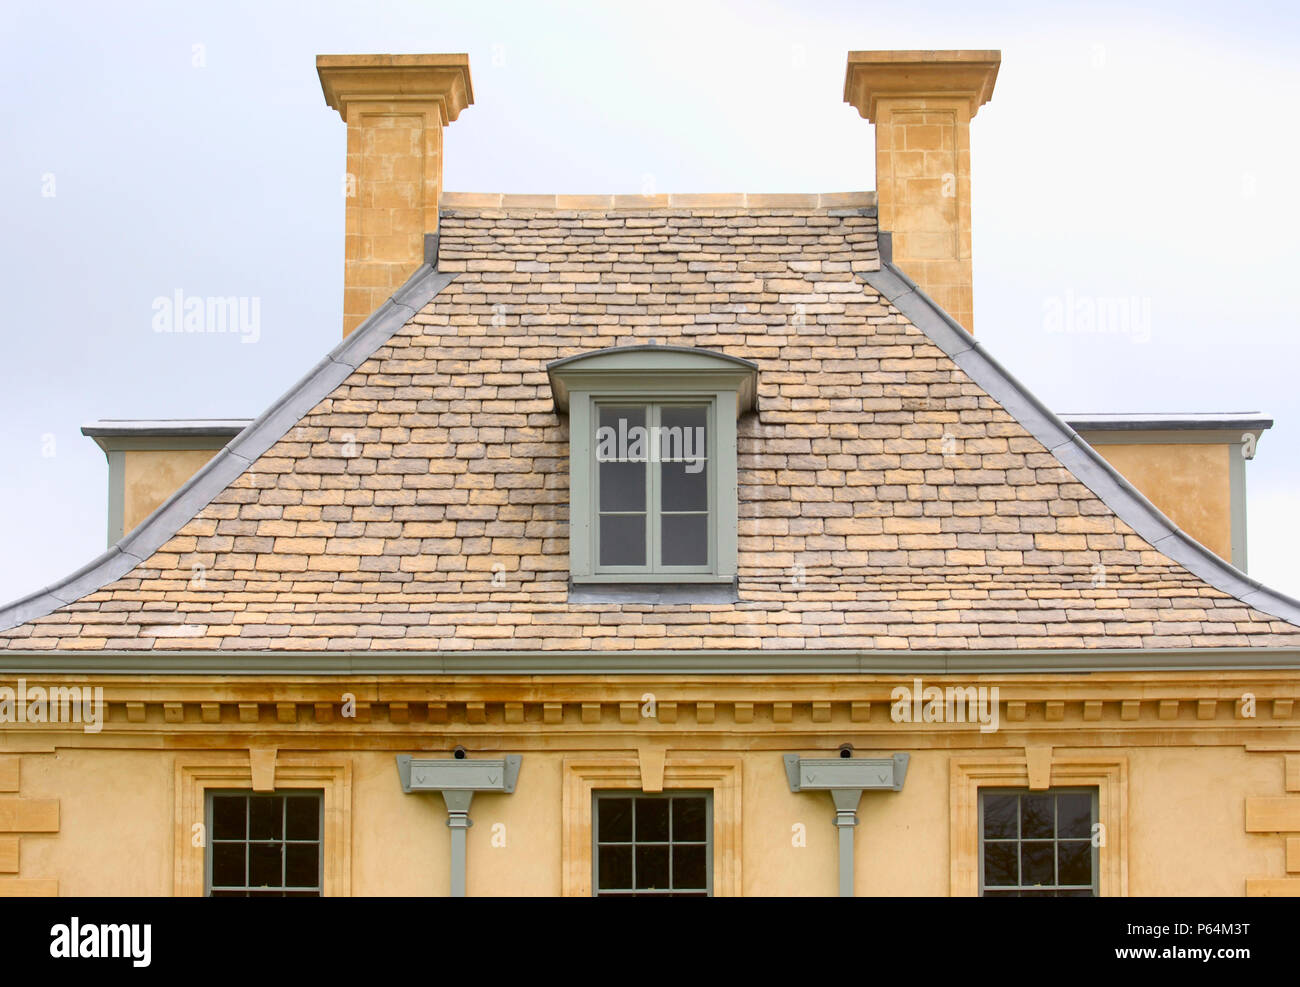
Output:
(2, 194), (1299, 655)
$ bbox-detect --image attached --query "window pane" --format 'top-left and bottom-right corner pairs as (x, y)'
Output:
(1058, 840), (1092, 886)
(248, 843), (282, 888)
(982, 795), (1018, 839)
(597, 406), (647, 511)
(285, 796), (319, 841)
(599, 513), (646, 566)
(983, 841), (1017, 887)
(660, 406), (707, 517)
(662, 513), (707, 566)
(595, 792), (712, 897)
(212, 841), (245, 888)
(597, 797), (633, 843)
(212, 796), (246, 840)
(1057, 793), (1092, 839)
(635, 846), (670, 890)
(658, 407), (707, 462)
(248, 795), (282, 840)
(600, 460), (647, 512)
(207, 792), (323, 897)
(1020, 794), (1053, 839)
(673, 797), (707, 843)
(636, 798), (670, 842)
(1020, 842), (1054, 886)
(661, 461), (707, 512)
(597, 406), (646, 458)
(980, 788), (1100, 895)
(672, 844), (707, 890)
(598, 845), (633, 890)
(285, 843), (319, 888)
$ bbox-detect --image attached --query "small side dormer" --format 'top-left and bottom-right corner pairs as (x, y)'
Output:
(82, 420), (250, 546)
(1063, 413), (1271, 571)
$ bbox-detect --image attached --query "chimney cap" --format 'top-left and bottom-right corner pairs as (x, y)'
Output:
(844, 50), (1000, 123)
(317, 53), (474, 125)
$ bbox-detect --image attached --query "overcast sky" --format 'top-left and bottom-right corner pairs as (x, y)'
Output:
(1, 0), (1297, 608)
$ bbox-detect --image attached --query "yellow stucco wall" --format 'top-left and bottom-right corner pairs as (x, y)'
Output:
(1126, 746), (1281, 896)
(1089, 442), (1232, 561)
(122, 449), (222, 534)
(19, 749), (173, 896)
(8, 722), (1295, 897)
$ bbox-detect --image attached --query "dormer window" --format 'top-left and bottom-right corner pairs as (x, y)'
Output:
(548, 346), (758, 587)
(596, 402), (710, 571)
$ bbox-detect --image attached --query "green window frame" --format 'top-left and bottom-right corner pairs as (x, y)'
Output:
(979, 788), (1099, 896)
(592, 791), (713, 896)
(205, 790), (324, 897)
(593, 399), (714, 576)
(547, 345), (757, 585)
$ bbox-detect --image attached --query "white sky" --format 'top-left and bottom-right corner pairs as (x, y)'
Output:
(1, 0), (1297, 606)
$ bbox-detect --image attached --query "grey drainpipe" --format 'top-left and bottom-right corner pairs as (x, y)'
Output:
(830, 789), (862, 897)
(784, 753), (909, 897)
(441, 790), (474, 898)
(396, 753), (522, 897)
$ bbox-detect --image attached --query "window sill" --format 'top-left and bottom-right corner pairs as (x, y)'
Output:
(575, 572), (730, 584)
(567, 580), (739, 605)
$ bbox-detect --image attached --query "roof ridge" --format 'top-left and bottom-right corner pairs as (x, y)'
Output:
(859, 250), (1300, 630)
(0, 263), (459, 633)
(440, 191), (877, 211)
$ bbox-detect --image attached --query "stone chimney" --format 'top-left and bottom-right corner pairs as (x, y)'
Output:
(318, 54), (474, 336)
(844, 50), (999, 333)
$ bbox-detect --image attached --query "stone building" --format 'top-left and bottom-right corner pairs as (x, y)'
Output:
(1, 50), (1298, 897)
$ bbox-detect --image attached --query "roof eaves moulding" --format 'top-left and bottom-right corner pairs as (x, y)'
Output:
(1060, 413), (1273, 435)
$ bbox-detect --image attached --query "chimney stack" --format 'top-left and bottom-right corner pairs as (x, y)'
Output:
(844, 50), (999, 333)
(318, 54), (474, 336)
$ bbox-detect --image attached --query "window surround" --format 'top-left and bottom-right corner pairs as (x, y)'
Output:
(547, 346), (758, 585)
(173, 753), (351, 897)
(950, 752), (1127, 897)
(561, 753), (742, 896)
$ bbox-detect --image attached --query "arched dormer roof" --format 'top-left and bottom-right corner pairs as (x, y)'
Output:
(547, 345), (758, 415)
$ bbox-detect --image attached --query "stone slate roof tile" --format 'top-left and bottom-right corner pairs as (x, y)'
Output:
(2, 201), (1299, 651)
